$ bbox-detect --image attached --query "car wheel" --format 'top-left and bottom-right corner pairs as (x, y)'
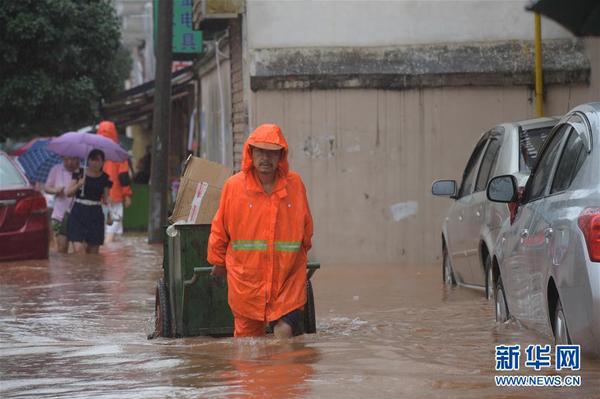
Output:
(495, 276), (509, 323)
(442, 243), (456, 286)
(485, 256), (493, 301)
(554, 299), (571, 345)
(303, 280), (317, 334)
(154, 278), (172, 338)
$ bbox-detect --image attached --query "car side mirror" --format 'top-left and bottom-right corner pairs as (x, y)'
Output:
(432, 180), (457, 198)
(487, 175), (518, 203)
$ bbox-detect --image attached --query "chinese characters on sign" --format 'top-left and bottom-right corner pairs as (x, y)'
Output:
(173, 0), (202, 54)
(494, 344), (582, 388)
(495, 344), (581, 371)
(496, 344), (521, 371)
(556, 345), (581, 371)
(154, 0), (203, 57)
(525, 344), (552, 371)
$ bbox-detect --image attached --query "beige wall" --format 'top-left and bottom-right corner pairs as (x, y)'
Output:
(251, 39), (600, 264)
(546, 38), (600, 113)
(129, 124), (151, 173)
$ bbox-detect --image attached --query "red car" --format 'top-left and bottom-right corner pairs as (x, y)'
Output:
(0, 151), (49, 261)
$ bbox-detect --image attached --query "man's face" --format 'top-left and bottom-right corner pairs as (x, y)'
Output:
(251, 147), (281, 175)
(63, 157), (80, 172)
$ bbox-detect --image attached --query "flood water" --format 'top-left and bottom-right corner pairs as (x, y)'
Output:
(1, 235), (599, 398)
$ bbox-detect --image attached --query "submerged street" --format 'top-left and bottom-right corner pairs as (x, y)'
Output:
(2, 1), (600, 397)
(1, 235), (599, 398)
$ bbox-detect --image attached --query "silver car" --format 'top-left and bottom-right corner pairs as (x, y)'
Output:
(488, 102), (600, 355)
(432, 117), (558, 298)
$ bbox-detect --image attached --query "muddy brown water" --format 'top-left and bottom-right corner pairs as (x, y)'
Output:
(1, 235), (599, 398)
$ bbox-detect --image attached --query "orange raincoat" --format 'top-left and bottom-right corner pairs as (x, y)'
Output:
(207, 124), (313, 326)
(97, 121), (132, 203)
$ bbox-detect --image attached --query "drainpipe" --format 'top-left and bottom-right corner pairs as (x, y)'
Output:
(534, 13), (544, 117)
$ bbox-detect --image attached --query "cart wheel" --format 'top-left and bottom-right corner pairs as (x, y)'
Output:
(303, 280), (316, 334)
(154, 278), (172, 338)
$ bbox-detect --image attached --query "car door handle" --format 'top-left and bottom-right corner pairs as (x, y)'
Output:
(0, 199), (16, 206)
(475, 211), (481, 217)
(520, 229), (529, 239)
(458, 215), (463, 221)
(544, 228), (554, 240)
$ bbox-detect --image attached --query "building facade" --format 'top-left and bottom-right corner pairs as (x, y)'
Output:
(196, 0), (600, 264)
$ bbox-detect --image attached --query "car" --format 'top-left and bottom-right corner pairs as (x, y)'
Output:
(0, 151), (49, 261)
(432, 116), (558, 298)
(487, 102), (600, 355)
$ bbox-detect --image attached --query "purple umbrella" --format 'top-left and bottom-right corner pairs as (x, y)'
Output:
(46, 132), (128, 162)
(46, 131), (129, 197)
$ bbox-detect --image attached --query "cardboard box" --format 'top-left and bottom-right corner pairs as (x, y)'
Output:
(169, 156), (232, 225)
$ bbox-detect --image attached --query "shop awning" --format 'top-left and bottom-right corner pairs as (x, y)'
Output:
(100, 66), (195, 129)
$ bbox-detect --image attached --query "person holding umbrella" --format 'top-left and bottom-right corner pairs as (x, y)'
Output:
(65, 149), (112, 254)
(44, 156), (81, 253)
(46, 131), (129, 254)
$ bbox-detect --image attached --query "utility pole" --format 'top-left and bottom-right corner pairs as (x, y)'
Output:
(148, 0), (173, 243)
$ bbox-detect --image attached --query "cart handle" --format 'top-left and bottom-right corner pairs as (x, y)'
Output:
(189, 263), (320, 285)
(307, 262), (320, 280)
(193, 267), (214, 274)
(184, 267), (213, 287)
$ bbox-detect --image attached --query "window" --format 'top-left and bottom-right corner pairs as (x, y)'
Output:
(475, 138), (501, 192)
(0, 155), (27, 188)
(519, 126), (553, 173)
(567, 113), (592, 152)
(458, 138), (488, 198)
(523, 125), (568, 203)
(551, 130), (588, 194)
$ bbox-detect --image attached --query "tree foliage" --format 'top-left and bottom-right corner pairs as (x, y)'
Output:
(0, 0), (131, 141)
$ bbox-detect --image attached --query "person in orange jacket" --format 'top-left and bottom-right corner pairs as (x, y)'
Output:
(207, 123), (314, 339)
(96, 121), (133, 242)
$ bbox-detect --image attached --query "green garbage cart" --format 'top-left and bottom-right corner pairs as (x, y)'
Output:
(152, 224), (319, 338)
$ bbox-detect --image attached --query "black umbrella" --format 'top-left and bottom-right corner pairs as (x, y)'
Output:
(527, 0), (600, 36)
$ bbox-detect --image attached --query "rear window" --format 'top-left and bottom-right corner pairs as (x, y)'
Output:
(0, 155), (27, 188)
(519, 126), (553, 173)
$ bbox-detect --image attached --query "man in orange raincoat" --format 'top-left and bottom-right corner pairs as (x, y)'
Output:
(208, 124), (313, 338)
(96, 121), (133, 242)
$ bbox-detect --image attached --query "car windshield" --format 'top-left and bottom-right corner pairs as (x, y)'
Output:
(0, 155), (27, 188)
(519, 126), (553, 173)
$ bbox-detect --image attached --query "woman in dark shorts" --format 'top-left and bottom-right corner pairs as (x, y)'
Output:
(66, 149), (112, 254)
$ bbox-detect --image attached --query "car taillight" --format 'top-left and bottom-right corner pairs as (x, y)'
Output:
(578, 207), (600, 262)
(15, 195), (47, 216)
(507, 186), (525, 225)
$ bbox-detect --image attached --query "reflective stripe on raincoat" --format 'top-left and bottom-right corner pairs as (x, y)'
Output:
(207, 124), (313, 322)
(97, 121), (132, 203)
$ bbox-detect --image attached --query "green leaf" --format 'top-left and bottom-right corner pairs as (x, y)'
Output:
(0, 0), (130, 141)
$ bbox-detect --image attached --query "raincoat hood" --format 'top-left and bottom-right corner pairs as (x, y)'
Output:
(97, 121), (118, 143)
(242, 124), (289, 176)
(96, 120), (132, 202)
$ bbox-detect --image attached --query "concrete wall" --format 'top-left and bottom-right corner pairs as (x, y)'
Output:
(114, 0), (149, 49)
(113, 0), (156, 87)
(547, 39), (600, 111)
(247, 0), (572, 49)
(251, 38), (600, 264)
(130, 124), (151, 172)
